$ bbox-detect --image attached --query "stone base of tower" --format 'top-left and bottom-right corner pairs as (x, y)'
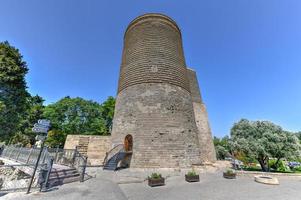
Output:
(193, 102), (217, 163)
(111, 83), (202, 168)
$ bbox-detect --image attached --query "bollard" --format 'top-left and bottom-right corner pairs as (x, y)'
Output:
(80, 156), (88, 182)
(26, 149), (33, 164)
(42, 147), (47, 164)
(54, 146), (59, 163)
(41, 158), (54, 192)
(72, 146), (78, 167)
(16, 147), (22, 161)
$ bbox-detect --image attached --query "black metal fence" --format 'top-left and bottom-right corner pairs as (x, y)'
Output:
(1, 146), (76, 166)
(0, 145), (87, 192)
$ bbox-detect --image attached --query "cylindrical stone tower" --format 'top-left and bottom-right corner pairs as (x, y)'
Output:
(111, 13), (202, 168)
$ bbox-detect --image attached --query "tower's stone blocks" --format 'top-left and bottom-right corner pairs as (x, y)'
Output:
(111, 13), (215, 168)
(187, 69), (217, 163)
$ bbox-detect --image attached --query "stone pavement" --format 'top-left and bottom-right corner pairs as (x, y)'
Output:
(0, 177), (127, 200)
(119, 172), (301, 200)
(1, 167), (301, 200)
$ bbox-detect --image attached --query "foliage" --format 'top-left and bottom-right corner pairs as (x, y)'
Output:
(269, 159), (291, 172)
(45, 130), (66, 148)
(43, 96), (107, 135)
(100, 96), (115, 133)
(213, 136), (232, 160)
(19, 95), (45, 145)
(293, 166), (301, 172)
(10, 132), (31, 147)
(0, 41), (30, 143)
(224, 168), (236, 175)
(43, 96), (115, 147)
(295, 131), (301, 144)
(186, 171), (197, 177)
(215, 145), (229, 160)
(230, 119), (301, 172)
(0, 41), (117, 146)
(148, 173), (162, 179)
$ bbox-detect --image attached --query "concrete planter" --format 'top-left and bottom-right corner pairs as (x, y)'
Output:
(148, 177), (165, 187)
(254, 176), (279, 185)
(223, 172), (236, 179)
(185, 174), (200, 182)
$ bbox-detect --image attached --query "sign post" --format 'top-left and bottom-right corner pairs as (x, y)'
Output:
(26, 119), (50, 194)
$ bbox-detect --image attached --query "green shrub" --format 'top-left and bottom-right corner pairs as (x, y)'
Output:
(148, 173), (162, 179)
(224, 168), (236, 175)
(269, 159), (291, 172)
(186, 171), (197, 177)
(293, 166), (301, 172)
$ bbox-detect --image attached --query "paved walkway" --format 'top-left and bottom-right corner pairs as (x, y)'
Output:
(2, 168), (301, 200)
(0, 178), (127, 200)
(120, 172), (301, 200)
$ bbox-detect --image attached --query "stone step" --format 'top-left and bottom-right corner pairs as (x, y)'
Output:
(49, 169), (79, 179)
(49, 172), (80, 181)
(48, 175), (80, 187)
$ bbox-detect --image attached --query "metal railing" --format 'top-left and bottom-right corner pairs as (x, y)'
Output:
(103, 144), (124, 166)
(0, 145), (87, 191)
(1, 146), (77, 166)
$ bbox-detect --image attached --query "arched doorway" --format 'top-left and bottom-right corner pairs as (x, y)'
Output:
(124, 134), (133, 152)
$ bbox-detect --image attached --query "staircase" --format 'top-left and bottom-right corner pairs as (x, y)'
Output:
(103, 151), (128, 170)
(48, 168), (80, 187)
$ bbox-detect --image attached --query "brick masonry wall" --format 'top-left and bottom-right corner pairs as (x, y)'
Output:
(111, 14), (205, 168)
(187, 69), (217, 162)
(64, 135), (111, 165)
(111, 83), (202, 168)
(118, 14), (190, 93)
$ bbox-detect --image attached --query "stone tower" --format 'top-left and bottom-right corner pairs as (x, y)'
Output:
(111, 13), (216, 168)
(187, 69), (217, 163)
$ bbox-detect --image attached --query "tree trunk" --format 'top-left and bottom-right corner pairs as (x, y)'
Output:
(258, 158), (268, 172)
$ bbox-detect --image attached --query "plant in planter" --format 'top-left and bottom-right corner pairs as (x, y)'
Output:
(148, 173), (165, 187)
(223, 168), (237, 179)
(185, 170), (200, 182)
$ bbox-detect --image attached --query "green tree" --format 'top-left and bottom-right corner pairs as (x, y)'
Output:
(231, 119), (300, 171)
(21, 95), (45, 144)
(100, 96), (115, 133)
(213, 136), (232, 160)
(45, 130), (66, 148)
(43, 96), (111, 147)
(0, 41), (30, 143)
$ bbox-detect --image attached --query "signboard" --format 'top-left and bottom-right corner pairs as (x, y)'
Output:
(38, 119), (50, 127)
(32, 127), (49, 134)
(32, 119), (51, 134)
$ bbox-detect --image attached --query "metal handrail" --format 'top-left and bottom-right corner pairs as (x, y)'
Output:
(103, 144), (124, 165)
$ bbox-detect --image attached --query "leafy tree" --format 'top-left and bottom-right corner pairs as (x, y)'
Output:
(213, 136), (232, 159)
(295, 131), (301, 143)
(231, 119), (300, 171)
(21, 95), (45, 144)
(0, 41), (30, 143)
(45, 130), (66, 148)
(100, 96), (115, 133)
(44, 96), (108, 135)
(10, 132), (31, 147)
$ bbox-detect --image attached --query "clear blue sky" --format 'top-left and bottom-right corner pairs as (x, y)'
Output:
(1, 0), (301, 137)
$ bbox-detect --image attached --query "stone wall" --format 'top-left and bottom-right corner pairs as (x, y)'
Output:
(187, 69), (217, 162)
(112, 14), (204, 168)
(118, 13), (190, 93)
(64, 135), (111, 165)
(111, 83), (201, 168)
